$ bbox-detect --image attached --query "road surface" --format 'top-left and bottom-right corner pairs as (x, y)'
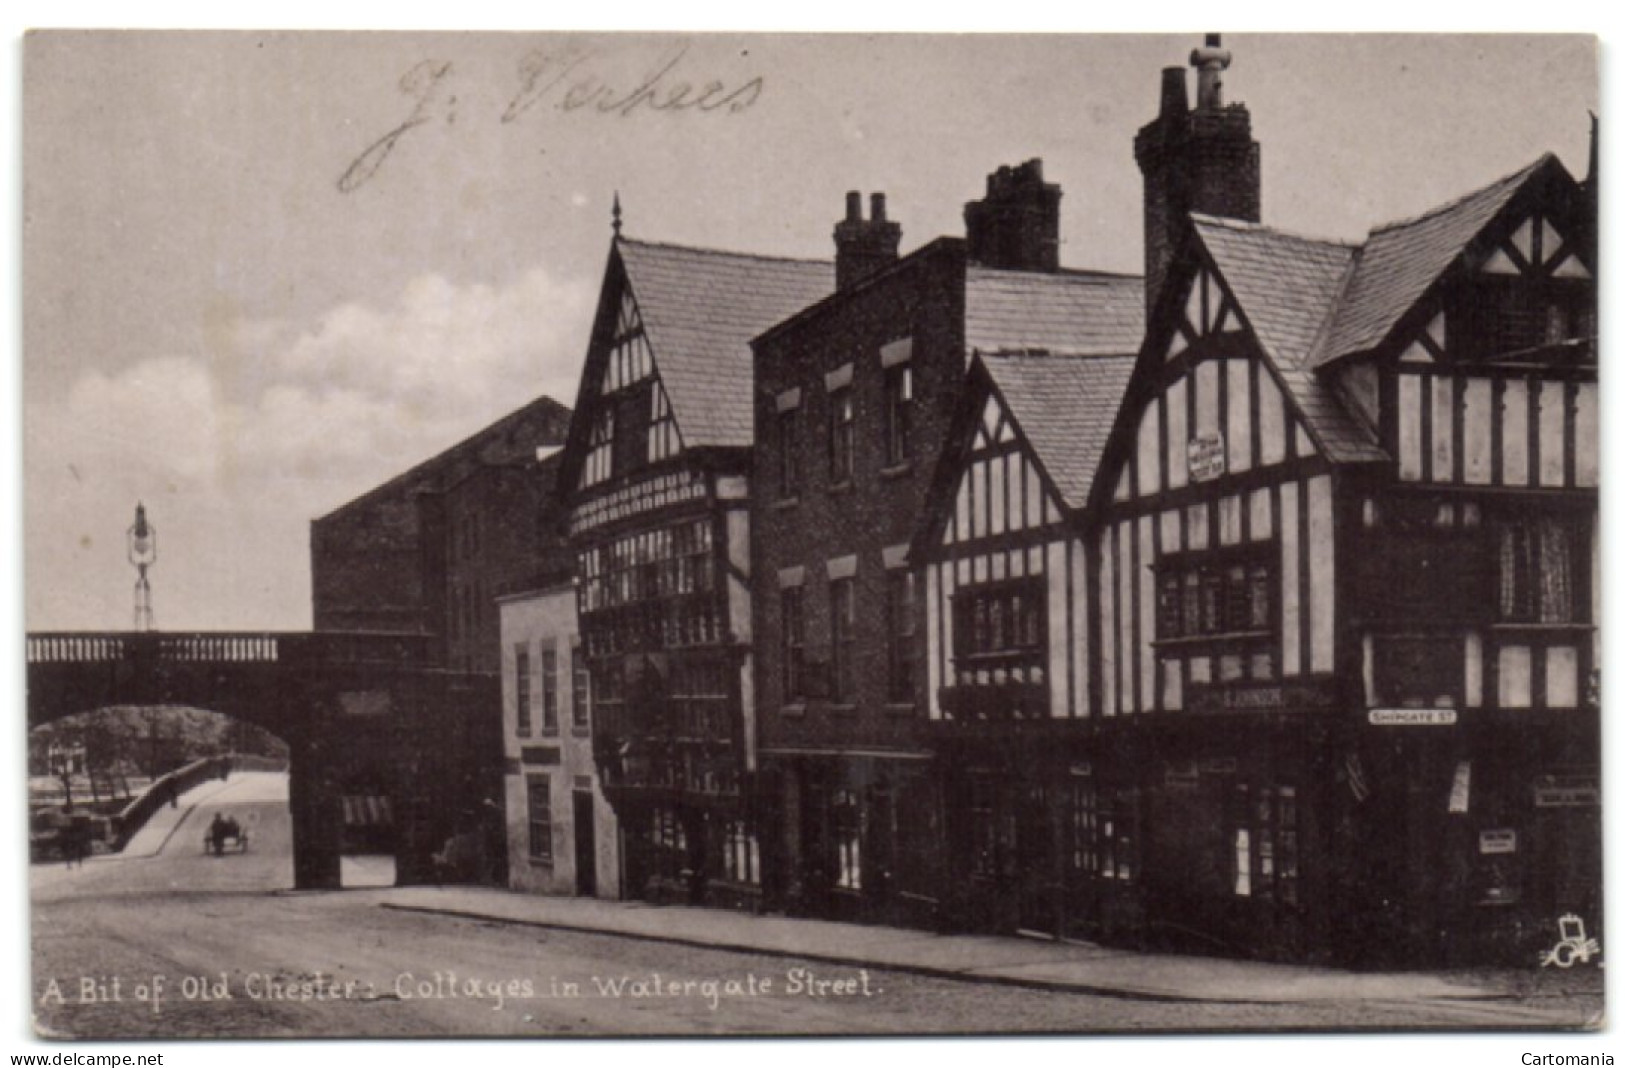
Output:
(30, 774), (1601, 1038)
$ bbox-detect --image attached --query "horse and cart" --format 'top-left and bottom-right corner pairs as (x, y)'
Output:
(204, 812), (249, 855)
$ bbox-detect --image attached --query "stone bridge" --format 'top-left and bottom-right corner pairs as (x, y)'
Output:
(27, 631), (497, 889)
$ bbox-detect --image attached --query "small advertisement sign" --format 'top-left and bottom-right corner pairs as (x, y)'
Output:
(1187, 432), (1226, 482)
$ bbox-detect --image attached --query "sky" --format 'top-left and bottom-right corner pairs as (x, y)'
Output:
(19, 32), (1597, 634)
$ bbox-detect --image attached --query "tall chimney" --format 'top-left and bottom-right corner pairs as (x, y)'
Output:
(1134, 34), (1261, 314)
(964, 159), (1062, 272)
(834, 190), (902, 290)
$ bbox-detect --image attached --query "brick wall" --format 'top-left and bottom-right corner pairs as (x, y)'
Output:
(752, 240), (967, 752)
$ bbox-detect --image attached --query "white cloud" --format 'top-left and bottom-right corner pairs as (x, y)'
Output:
(26, 266), (592, 631)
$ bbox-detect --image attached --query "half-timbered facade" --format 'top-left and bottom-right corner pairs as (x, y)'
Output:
(1313, 153), (1599, 965)
(906, 40), (1596, 966)
(1079, 150), (1597, 965)
(558, 234), (830, 908)
(914, 352), (1134, 937)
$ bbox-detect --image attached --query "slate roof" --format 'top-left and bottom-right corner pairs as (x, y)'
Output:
(1183, 155), (1560, 465)
(617, 239), (833, 449)
(981, 352), (1138, 508)
(965, 267), (1145, 357)
(1315, 155), (1551, 365)
(1190, 215), (1386, 465)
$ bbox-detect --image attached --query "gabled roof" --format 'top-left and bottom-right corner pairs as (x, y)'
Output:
(314, 394), (571, 524)
(1182, 153), (1578, 465)
(982, 351), (1138, 508)
(965, 267), (1145, 356)
(1190, 215), (1386, 465)
(1315, 154), (1554, 366)
(617, 239), (832, 449)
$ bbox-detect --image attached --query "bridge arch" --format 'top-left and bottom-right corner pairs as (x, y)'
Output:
(27, 631), (431, 889)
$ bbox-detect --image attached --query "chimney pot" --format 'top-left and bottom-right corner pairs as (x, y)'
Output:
(1158, 67), (1188, 118)
(1136, 37), (1259, 315)
(1190, 33), (1233, 110)
(834, 189), (902, 290)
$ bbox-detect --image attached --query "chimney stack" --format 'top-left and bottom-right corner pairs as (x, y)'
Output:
(1134, 34), (1261, 314)
(963, 158), (1062, 273)
(834, 191), (902, 290)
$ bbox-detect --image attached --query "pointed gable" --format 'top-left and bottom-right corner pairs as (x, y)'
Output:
(1189, 216), (1385, 465)
(981, 352), (1137, 509)
(1316, 155), (1555, 365)
(616, 240), (832, 449)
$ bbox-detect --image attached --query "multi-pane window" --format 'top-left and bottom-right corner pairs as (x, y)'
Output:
(1229, 782), (1299, 904)
(1456, 280), (1595, 361)
(648, 806), (688, 881)
(951, 579), (1046, 685)
(723, 820), (760, 885)
(781, 586), (806, 702)
(1156, 553), (1273, 639)
(578, 520), (716, 613)
(541, 644), (559, 733)
(1496, 515), (1580, 623)
(832, 790), (862, 890)
(828, 388), (855, 483)
(885, 570), (918, 704)
(778, 407), (801, 499)
(527, 775), (552, 861)
(830, 577), (856, 702)
(577, 520), (721, 657)
(514, 645), (532, 737)
(1363, 499), (1484, 624)
(883, 362), (914, 465)
(570, 644), (590, 730)
(669, 658), (731, 743)
(1068, 777), (1136, 882)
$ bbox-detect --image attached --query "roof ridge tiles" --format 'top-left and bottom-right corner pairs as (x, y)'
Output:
(1364, 153), (1552, 236)
(617, 235), (830, 268)
(1189, 212), (1362, 249)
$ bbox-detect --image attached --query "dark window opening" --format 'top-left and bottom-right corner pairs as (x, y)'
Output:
(884, 363), (914, 465)
(885, 570), (919, 704)
(829, 388), (855, 483)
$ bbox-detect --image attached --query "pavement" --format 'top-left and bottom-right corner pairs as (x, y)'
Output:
(372, 884), (1604, 1008)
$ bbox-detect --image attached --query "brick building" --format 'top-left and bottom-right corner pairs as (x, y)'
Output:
(310, 395), (573, 884)
(556, 234), (831, 907)
(750, 171), (1143, 926)
(914, 38), (1598, 965)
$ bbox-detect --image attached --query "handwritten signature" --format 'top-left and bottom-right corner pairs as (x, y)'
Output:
(338, 44), (764, 193)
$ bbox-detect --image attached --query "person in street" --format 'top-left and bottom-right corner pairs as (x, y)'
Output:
(208, 812), (239, 854)
(61, 813), (90, 869)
